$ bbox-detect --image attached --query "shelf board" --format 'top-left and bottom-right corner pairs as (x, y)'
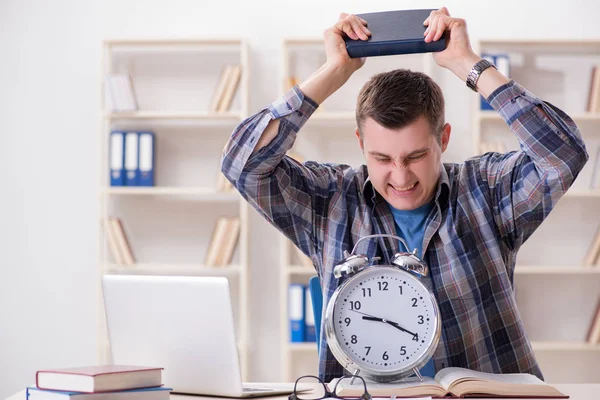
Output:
(102, 187), (240, 200)
(283, 341), (600, 352)
(309, 111), (355, 122)
(531, 341), (600, 351)
(477, 111), (600, 122)
(286, 342), (318, 352)
(287, 266), (318, 276)
(106, 38), (243, 47)
(515, 266), (600, 274)
(478, 39), (600, 55)
(104, 263), (242, 276)
(106, 111), (243, 121)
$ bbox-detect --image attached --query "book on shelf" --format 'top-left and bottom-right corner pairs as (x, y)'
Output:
(216, 171), (235, 192)
(104, 74), (138, 113)
(204, 216), (241, 267)
(583, 224), (600, 266)
(209, 66), (233, 113)
(590, 144), (600, 190)
(110, 131), (156, 187)
(586, 296), (600, 344)
(293, 245), (314, 269)
(105, 218), (135, 266)
(329, 367), (567, 398)
(343, 9), (447, 59)
(26, 386), (171, 400)
(218, 64), (242, 112)
(586, 65), (600, 113)
(285, 76), (298, 91)
(35, 365), (163, 393)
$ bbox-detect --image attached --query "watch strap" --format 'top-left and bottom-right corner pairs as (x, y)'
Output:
(466, 58), (496, 92)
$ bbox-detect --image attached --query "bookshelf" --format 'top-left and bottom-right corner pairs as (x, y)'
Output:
(278, 38), (440, 381)
(98, 38), (250, 378)
(472, 39), (600, 383)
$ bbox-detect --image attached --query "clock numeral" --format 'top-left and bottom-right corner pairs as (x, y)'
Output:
(364, 346), (371, 356)
(412, 333), (419, 342)
(382, 351), (389, 360)
(411, 297), (418, 307)
(400, 346), (407, 356)
(377, 281), (389, 291)
(344, 317), (351, 327)
(418, 315), (424, 324)
(398, 285), (403, 295)
(351, 335), (358, 344)
(361, 288), (372, 297)
(350, 301), (362, 311)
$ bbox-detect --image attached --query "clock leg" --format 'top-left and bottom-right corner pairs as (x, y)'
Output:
(412, 367), (424, 382)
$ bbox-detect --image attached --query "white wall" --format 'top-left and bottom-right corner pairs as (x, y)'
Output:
(1, 0), (599, 397)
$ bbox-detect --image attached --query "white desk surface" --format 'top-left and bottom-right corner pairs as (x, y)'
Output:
(170, 384), (598, 400)
(8, 384), (599, 400)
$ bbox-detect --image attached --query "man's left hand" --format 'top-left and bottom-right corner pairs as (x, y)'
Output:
(423, 7), (481, 81)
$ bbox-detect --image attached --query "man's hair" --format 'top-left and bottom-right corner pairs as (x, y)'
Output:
(356, 69), (445, 143)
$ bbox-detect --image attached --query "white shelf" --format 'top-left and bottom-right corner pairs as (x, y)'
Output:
(531, 341), (600, 351)
(516, 266), (600, 274)
(106, 38), (244, 47)
(286, 342), (318, 352)
(106, 111), (243, 121)
(477, 111), (600, 122)
(105, 263), (242, 276)
(102, 187), (240, 199)
(286, 266), (318, 276)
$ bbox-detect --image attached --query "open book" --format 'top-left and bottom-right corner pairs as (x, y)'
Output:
(329, 367), (568, 398)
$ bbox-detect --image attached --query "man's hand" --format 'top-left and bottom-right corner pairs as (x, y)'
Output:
(323, 13), (371, 75)
(423, 7), (481, 82)
(298, 13), (370, 105)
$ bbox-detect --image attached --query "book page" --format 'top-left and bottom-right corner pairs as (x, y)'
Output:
(330, 376), (445, 397)
(435, 367), (545, 390)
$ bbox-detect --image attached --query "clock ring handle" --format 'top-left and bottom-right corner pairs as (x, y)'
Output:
(350, 233), (412, 256)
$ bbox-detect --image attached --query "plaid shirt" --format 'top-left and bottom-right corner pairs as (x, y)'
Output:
(222, 81), (588, 382)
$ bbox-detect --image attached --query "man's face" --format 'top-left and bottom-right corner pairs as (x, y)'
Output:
(357, 116), (450, 211)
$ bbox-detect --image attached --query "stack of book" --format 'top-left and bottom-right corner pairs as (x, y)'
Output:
(104, 217), (135, 266)
(209, 64), (242, 113)
(104, 74), (138, 113)
(204, 216), (241, 267)
(28, 365), (170, 399)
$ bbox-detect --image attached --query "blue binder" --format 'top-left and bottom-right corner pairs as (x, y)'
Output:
(289, 284), (305, 343)
(109, 131), (126, 186)
(138, 131), (155, 186)
(124, 131), (139, 186)
(304, 285), (316, 342)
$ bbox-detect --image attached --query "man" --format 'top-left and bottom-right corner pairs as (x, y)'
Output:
(221, 8), (588, 381)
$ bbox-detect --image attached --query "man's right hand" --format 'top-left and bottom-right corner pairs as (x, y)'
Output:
(323, 13), (371, 74)
(297, 14), (371, 106)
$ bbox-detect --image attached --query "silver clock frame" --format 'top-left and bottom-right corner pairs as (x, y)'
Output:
(324, 234), (442, 383)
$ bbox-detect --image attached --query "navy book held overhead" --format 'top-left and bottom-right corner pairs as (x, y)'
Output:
(344, 9), (447, 58)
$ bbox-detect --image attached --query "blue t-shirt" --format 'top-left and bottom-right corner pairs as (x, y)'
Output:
(388, 201), (436, 378)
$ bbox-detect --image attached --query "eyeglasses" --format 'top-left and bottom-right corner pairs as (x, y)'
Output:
(289, 375), (372, 400)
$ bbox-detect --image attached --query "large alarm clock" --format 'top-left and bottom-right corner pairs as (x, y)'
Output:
(324, 234), (441, 383)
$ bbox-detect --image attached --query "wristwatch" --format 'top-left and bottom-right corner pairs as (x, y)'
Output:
(466, 59), (496, 92)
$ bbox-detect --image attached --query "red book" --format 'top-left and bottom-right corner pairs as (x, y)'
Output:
(36, 365), (163, 393)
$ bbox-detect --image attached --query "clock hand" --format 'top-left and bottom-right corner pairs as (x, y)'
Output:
(351, 309), (418, 338)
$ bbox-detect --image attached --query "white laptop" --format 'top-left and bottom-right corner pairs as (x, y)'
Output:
(102, 275), (304, 397)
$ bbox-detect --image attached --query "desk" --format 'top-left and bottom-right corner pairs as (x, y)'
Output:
(171, 384), (598, 400)
(7, 384), (598, 400)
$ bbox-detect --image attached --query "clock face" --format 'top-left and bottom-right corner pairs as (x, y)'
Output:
(329, 266), (439, 376)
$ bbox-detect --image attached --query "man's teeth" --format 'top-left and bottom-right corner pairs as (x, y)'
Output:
(393, 183), (416, 191)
